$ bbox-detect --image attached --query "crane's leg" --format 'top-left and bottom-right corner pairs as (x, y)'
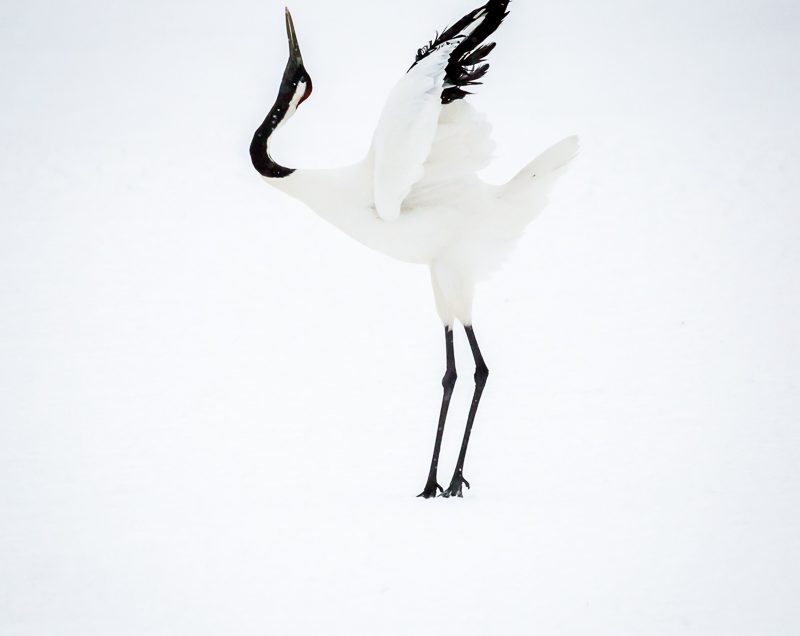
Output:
(442, 325), (489, 498)
(418, 325), (457, 498)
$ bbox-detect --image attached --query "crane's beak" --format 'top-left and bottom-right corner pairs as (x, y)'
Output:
(285, 7), (304, 68)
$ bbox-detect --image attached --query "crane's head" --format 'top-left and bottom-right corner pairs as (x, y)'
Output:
(276, 8), (313, 117)
(250, 7), (313, 178)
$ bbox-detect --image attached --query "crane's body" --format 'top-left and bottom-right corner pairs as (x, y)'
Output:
(250, 0), (577, 497)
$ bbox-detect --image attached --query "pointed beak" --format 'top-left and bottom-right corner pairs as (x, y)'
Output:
(285, 8), (304, 67)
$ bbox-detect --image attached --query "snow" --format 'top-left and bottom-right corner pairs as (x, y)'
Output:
(1, 0), (799, 633)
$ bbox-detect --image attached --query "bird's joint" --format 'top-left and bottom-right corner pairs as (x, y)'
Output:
(442, 369), (457, 390)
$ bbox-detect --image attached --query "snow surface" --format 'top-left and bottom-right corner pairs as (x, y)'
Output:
(1, 0), (799, 634)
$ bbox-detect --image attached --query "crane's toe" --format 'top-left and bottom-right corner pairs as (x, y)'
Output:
(440, 474), (470, 498)
(417, 480), (444, 498)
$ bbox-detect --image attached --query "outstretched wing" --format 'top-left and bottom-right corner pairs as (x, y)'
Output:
(372, 41), (458, 221)
(372, 0), (510, 220)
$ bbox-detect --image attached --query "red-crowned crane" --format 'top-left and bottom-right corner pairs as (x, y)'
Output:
(250, 1), (578, 497)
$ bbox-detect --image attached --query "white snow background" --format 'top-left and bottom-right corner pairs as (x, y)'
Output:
(1, 0), (799, 633)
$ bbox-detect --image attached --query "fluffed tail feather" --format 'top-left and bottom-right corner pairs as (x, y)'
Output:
(500, 135), (579, 200)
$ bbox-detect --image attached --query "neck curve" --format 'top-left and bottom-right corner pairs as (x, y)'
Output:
(250, 102), (295, 178)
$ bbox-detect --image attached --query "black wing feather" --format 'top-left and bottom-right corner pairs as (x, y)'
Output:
(462, 42), (496, 68)
(411, 0), (510, 104)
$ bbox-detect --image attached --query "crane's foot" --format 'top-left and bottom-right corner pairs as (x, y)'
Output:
(440, 474), (470, 498)
(417, 479), (443, 498)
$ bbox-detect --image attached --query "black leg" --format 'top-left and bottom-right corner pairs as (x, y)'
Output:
(442, 325), (489, 498)
(418, 325), (457, 498)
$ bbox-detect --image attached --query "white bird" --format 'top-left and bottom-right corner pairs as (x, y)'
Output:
(250, 0), (577, 498)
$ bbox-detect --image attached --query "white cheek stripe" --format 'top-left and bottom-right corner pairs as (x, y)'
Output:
(282, 80), (307, 123)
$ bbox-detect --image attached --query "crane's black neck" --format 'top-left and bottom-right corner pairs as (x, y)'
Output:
(250, 60), (312, 179)
(250, 100), (295, 179)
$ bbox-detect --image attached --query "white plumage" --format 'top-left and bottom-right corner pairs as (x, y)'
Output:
(269, 99), (577, 324)
(373, 39), (460, 222)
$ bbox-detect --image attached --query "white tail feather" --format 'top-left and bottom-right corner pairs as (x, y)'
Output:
(500, 135), (579, 200)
